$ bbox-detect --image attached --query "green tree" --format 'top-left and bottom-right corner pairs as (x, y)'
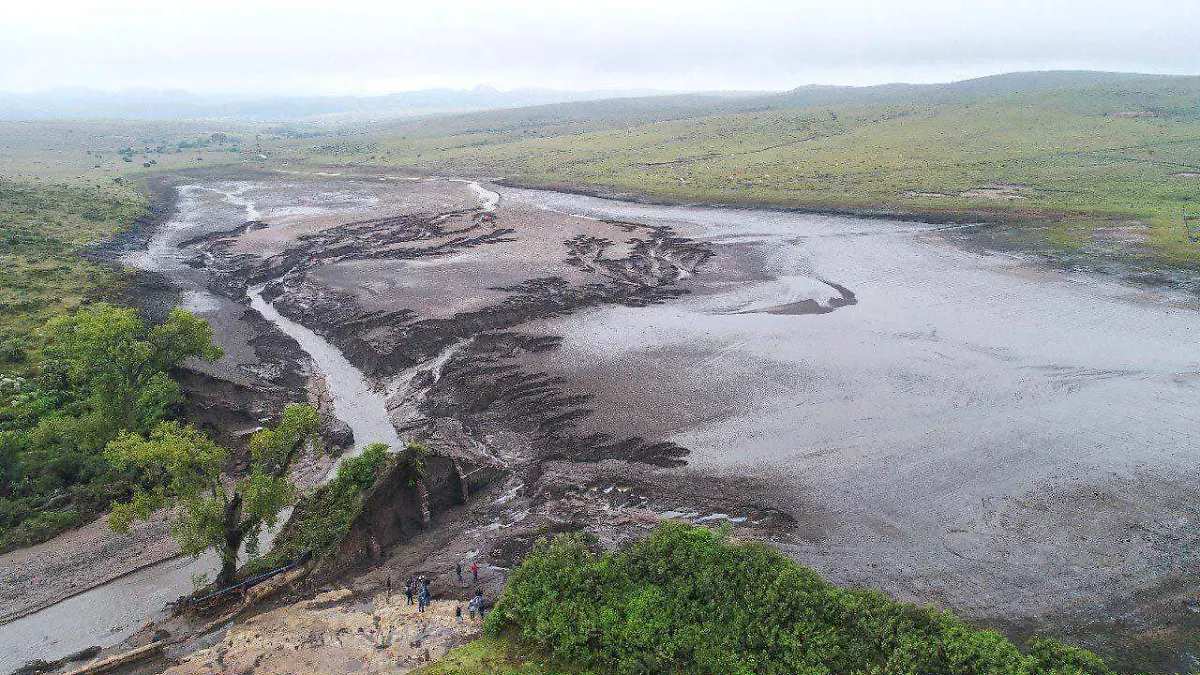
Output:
(42, 304), (222, 433)
(487, 522), (1115, 675)
(106, 403), (319, 585)
(1, 305), (225, 551)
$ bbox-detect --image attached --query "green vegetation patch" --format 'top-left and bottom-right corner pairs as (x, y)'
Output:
(0, 305), (220, 551)
(483, 522), (1111, 675)
(415, 636), (583, 675)
(0, 178), (145, 375)
(250, 442), (389, 572)
(248, 442), (425, 573)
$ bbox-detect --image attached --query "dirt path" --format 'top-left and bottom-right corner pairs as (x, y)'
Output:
(164, 593), (480, 675)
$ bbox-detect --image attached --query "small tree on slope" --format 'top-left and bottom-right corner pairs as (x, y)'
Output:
(105, 403), (319, 586)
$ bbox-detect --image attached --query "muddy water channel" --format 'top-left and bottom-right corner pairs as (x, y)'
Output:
(248, 284), (402, 468)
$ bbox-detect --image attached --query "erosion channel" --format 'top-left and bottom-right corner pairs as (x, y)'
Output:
(3, 171), (1199, 671)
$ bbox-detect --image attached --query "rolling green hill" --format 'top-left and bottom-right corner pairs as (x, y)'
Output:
(281, 71), (1200, 268)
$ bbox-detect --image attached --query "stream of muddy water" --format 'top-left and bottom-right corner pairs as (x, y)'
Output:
(248, 284), (403, 474)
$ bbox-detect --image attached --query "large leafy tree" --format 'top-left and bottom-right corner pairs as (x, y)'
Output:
(42, 303), (223, 433)
(0, 304), (223, 551)
(106, 403), (320, 585)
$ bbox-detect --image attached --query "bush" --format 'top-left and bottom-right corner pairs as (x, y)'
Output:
(486, 522), (1112, 675)
(0, 337), (27, 364)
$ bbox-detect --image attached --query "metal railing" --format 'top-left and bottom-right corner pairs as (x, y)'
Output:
(186, 550), (312, 607)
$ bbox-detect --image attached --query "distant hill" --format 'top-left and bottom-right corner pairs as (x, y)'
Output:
(0, 86), (690, 121)
(366, 70), (1188, 145)
(4, 71), (1165, 126)
(285, 70), (1200, 268)
(755, 70), (1171, 109)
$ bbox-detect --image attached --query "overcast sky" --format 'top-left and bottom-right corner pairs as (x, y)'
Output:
(2, 0), (1198, 95)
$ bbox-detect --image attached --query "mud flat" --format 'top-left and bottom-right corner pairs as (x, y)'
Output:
(212, 175), (1200, 632)
(191, 175), (1200, 663)
(502, 188), (1200, 651)
(10, 170), (1198, 672)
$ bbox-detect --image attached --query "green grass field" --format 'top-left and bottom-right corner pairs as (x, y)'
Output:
(0, 178), (146, 374)
(274, 74), (1200, 267)
(0, 119), (263, 181)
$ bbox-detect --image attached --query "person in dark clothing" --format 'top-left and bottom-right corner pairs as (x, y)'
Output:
(454, 603), (463, 622)
(455, 562), (463, 583)
(417, 586), (429, 612)
(386, 576), (392, 601)
(470, 590), (485, 622)
(404, 578), (415, 606)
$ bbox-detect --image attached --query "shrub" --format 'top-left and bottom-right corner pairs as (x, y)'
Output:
(486, 522), (1111, 675)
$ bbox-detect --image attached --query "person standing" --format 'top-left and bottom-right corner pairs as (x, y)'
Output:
(386, 576), (392, 601)
(454, 603), (463, 623)
(471, 590), (485, 623)
(404, 578), (415, 606)
(455, 561), (463, 584)
(418, 584), (430, 613)
(470, 561), (480, 584)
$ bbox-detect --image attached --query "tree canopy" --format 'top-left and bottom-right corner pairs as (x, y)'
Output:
(42, 304), (223, 433)
(0, 304), (221, 551)
(106, 403), (319, 585)
(488, 522), (1112, 675)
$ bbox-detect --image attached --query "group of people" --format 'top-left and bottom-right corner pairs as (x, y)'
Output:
(388, 559), (487, 622)
(399, 574), (432, 612)
(455, 589), (487, 624)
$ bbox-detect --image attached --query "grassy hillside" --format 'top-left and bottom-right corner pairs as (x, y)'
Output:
(279, 72), (1200, 267)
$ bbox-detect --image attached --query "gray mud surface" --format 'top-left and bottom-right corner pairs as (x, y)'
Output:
(508, 189), (1200, 617)
(208, 174), (1200, 662)
(9, 169), (1199, 672)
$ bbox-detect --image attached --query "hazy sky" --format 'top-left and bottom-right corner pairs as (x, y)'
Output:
(3, 0), (1198, 95)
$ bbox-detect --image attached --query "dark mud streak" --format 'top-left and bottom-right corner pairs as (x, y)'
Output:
(234, 209), (714, 378)
(197, 189), (717, 475)
(423, 332), (690, 469)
